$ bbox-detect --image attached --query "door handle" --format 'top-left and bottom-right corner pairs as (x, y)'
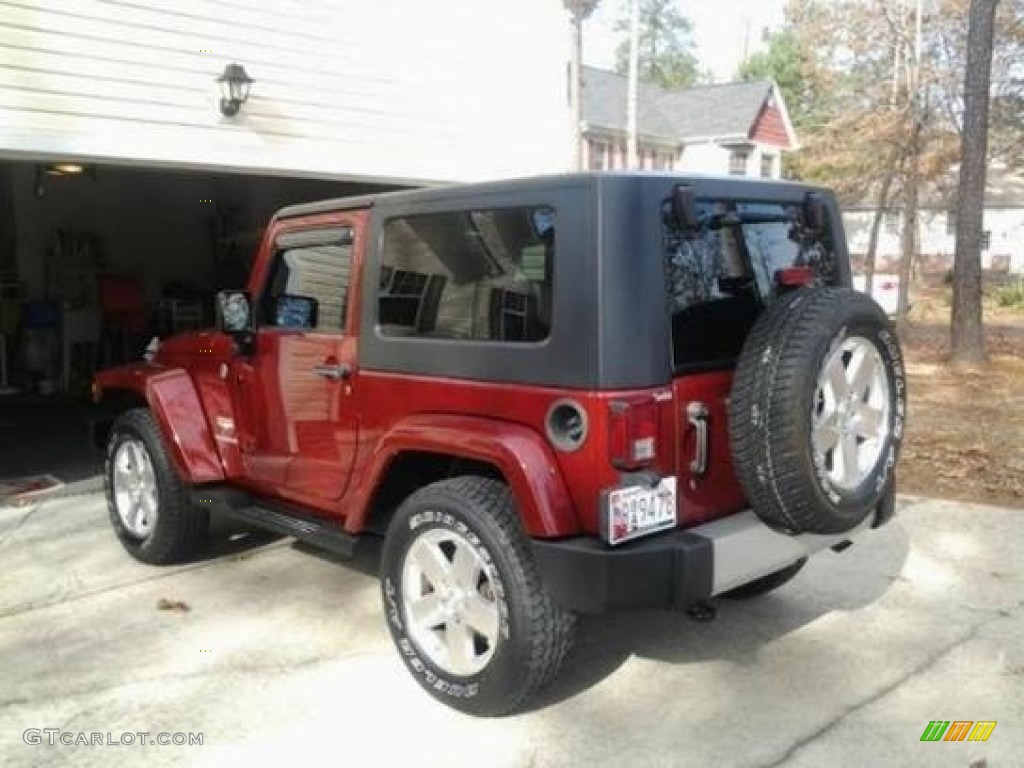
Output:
(687, 402), (709, 476)
(312, 363), (351, 380)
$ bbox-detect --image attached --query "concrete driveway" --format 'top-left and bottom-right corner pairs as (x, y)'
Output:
(0, 492), (1020, 767)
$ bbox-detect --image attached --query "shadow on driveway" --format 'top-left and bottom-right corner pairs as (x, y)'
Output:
(529, 518), (912, 712)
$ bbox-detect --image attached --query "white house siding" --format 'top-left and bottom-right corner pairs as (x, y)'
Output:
(677, 142), (729, 176)
(844, 207), (1024, 273)
(986, 209), (1024, 273)
(0, 0), (570, 184)
(676, 142), (782, 179)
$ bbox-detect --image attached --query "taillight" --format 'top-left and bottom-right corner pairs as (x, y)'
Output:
(776, 266), (815, 288)
(609, 399), (659, 470)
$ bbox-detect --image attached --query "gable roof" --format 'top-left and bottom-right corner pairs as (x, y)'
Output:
(582, 66), (792, 147)
(657, 80), (774, 142)
(582, 67), (678, 139)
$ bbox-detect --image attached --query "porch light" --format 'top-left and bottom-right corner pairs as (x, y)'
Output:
(48, 163), (85, 175)
(217, 63), (254, 117)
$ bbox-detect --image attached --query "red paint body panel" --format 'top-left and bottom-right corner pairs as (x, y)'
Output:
(346, 372), (677, 537)
(150, 331), (246, 479)
(144, 370), (224, 484)
(95, 364), (224, 484)
(672, 370), (747, 525)
(344, 412), (576, 538)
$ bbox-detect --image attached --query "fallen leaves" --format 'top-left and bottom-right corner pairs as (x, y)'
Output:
(156, 598), (191, 613)
(897, 315), (1024, 508)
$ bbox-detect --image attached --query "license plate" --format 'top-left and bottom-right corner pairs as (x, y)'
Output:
(605, 477), (677, 546)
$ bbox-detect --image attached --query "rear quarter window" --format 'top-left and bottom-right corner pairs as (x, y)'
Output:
(377, 207), (555, 343)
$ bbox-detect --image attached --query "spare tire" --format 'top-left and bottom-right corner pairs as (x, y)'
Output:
(728, 287), (906, 535)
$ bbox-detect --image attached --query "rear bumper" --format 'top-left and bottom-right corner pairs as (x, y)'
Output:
(532, 489), (895, 614)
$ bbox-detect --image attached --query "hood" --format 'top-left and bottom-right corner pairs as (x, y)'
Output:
(153, 331), (236, 367)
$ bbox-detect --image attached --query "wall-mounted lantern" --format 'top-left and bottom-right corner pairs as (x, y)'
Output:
(217, 63), (254, 117)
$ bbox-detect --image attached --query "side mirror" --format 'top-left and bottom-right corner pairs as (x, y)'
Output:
(670, 184), (700, 231)
(215, 290), (253, 335)
(273, 294), (318, 329)
(804, 193), (828, 235)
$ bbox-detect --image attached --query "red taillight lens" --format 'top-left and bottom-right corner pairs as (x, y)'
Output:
(776, 266), (815, 287)
(609, 399), (659, 470)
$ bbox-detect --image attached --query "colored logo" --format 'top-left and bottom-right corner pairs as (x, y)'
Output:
(920, 721), (996, 742)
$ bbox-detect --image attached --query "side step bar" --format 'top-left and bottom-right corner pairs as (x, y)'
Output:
(192, 486), (362, 558)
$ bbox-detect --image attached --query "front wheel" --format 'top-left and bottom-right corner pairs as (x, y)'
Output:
(105, 408), (208, 564)
(380, 476), (575, 716)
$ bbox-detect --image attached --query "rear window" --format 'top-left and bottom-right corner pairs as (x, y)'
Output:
(378, 207), (555, 343)
(664, 198), (837, 372)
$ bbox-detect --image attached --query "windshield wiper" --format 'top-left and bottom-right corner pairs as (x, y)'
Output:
(706, 212), (794, 229)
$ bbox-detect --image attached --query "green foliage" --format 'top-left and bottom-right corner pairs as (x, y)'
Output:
(737, 29), (804, 120)
(614, 0), (698, 89)
(994, 279), (1024, 308)
(562, 0), (600, 16)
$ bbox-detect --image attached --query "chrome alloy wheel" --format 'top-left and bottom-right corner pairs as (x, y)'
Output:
(811, 336), (892, 490)
(112, 438), (159, 537)
(401, 528), (500, 677)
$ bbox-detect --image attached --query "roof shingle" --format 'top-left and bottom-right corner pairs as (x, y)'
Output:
(582, 66), (775, 144)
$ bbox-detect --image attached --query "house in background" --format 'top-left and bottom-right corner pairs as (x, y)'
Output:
(843, 165), (1024, 275)
(580, 66), (799, 178)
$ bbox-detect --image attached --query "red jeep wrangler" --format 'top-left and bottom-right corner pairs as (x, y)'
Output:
(93, 174), (905, 715)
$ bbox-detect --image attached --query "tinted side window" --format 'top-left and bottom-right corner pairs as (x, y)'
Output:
(263, 228), (353, 331)
(378, 207), (554, 343)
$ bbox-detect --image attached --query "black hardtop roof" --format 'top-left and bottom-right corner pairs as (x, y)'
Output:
(272, 172), (826, 221)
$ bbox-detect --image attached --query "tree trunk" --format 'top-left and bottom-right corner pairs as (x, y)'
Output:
(865, 168), (897, 296)
(569, 14), (584, 171)
(626, 0), (640, 168)
(951, 0), (998, 364)
(897, 123), (919, 322)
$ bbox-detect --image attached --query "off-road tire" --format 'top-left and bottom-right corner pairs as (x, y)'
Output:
(723, 558), (807, 599)
(105, 408), (209, 564)
(729, 287), (906, 535)
(380, 476), (576, 716)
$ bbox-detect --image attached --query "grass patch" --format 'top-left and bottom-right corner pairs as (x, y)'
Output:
(994, 279), (1024, 308)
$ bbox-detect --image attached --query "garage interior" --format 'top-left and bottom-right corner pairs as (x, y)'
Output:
(0, 159), (396, 491)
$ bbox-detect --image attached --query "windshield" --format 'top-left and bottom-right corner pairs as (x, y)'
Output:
(664, 197), (838, 373)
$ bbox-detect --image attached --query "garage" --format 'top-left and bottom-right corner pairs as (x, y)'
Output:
(0, 160), (394, 492)
(0, 159), (393, 392)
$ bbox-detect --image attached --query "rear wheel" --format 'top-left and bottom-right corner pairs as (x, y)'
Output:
(105, 408), (208, 564)
(381, 476), (575, 716)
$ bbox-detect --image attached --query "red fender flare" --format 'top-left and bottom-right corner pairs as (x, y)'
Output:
(96, 365), (224, 484)
(346, 413), (578, 538)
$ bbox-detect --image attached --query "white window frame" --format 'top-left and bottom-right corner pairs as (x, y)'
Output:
(729, 149), (749, 176)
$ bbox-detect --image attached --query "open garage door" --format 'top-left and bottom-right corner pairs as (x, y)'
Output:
(0, 160), (398, 489)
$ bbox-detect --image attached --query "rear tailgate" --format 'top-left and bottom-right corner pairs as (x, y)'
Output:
(672, 370), (746, 526)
